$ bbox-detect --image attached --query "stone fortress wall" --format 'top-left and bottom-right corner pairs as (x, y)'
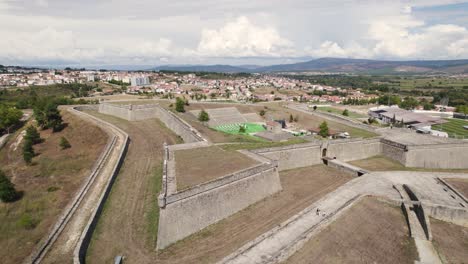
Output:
(97, 102), (282, 249)
(96, 101), (468, 251)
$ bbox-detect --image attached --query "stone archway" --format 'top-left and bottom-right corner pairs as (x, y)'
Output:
(322, 148), (327, 158)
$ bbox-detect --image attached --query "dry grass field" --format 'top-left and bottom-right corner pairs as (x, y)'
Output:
(350, 155), (468, 173)
(154, 165), (352, 264)
(445, 178), (468, 198)
(431, 218), (468, 264)
(83, 111), (181, 264)
(175, 146), (258, 190)
(285, 197), (418, 264)
(0, 110), (107, 264)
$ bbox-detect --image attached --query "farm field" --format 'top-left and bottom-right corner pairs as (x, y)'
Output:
(284, 197), (418, 264)
(432, 118), (468, 139)
(378, 77), (468, 90)
(0, 110), (108, 264)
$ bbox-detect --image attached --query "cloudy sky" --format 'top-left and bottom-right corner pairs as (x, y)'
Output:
(1, 0), (468, 67)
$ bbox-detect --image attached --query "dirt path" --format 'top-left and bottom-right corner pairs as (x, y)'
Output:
(84, 112), (180, 264)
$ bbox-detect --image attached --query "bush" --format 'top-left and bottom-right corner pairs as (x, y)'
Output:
(59, 137), (71, 149)
(239, 125), (246, 133)
(16, 213), (38, 230)
(198, 110), (210, 122)
(0, 170), (19, 202)
(175, 98), (185, 113)
(342, 109), (349, 116)
(289, 114), (294, 123)
(259, 110), (266, 116)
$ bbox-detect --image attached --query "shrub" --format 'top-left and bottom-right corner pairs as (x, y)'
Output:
(342, 109), (349, 116)
(259, 110), (266, 116)
(16, 213), (38, 230)
(175, 98), (185, 113)
(198, 110), (210, 122)
(0, 170), (18, 202)
(239, 125), (246, 133)
(47, 186), (60, 192)
(289, 114), (294, 123)
(59, 137), (71, 149)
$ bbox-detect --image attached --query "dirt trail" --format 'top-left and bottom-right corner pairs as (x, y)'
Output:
(84, 112), (180, 264)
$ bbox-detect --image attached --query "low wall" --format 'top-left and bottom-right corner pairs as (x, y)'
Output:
(252, 143), (322, 171)
(425, 204), (468, 227)
(327, 159), (368, 176)
(157, 162), (281, 249)
(405, 143), (468, 169)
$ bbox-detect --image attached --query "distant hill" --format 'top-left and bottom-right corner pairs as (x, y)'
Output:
(153, 58), (468, 74)
(153, 64), (250, 73)
(253, 58), (468, 74)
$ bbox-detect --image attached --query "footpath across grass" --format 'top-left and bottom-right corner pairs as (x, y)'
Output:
(432, 118), (468, 139)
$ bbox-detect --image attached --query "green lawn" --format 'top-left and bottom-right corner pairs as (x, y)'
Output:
(432, 119), (468, 138)
(317, 107), (367, 119)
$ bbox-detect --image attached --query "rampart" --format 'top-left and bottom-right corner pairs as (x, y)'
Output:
(252, 138), (382, 171)
(405, 143), (468, 169)
(99, 103), (205, 143)
(157, 156), (281, 249)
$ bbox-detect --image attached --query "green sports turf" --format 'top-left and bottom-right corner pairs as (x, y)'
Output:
(214, 123), (266, 134)
(432, 119), (468, 138)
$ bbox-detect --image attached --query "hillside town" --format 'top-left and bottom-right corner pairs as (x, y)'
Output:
(0, 69), (381, 104)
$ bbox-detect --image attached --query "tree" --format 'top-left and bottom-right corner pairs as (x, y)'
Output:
(289, 114), (294, 123)
(342, 109), (349, 116)
(24, 126), (42, 145)
(0, 105), (23, 133)
(313, 105), (317, 111)
(23, 139), (35, 165)
(399, 96), (419, 110)
(59, 137), (71, 149)
(175, 97), (185, 113)
(239, 125), (246, 133)
(456, 105), (468, 117)
(259, 110), (266, 117)
(319, 121), (329, 138)
(198, 110), (210, 122)
(0, 170), (18, 202)
(33, 99), (63, 132)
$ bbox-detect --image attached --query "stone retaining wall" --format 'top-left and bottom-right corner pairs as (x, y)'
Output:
(405, 143), (468, 169)
(98, 103), (205, 143)
(156, 161), (281, 249)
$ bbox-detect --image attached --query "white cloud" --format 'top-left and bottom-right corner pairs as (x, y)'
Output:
(306, 10), (468, 60)
(197, 16), (294, 57)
